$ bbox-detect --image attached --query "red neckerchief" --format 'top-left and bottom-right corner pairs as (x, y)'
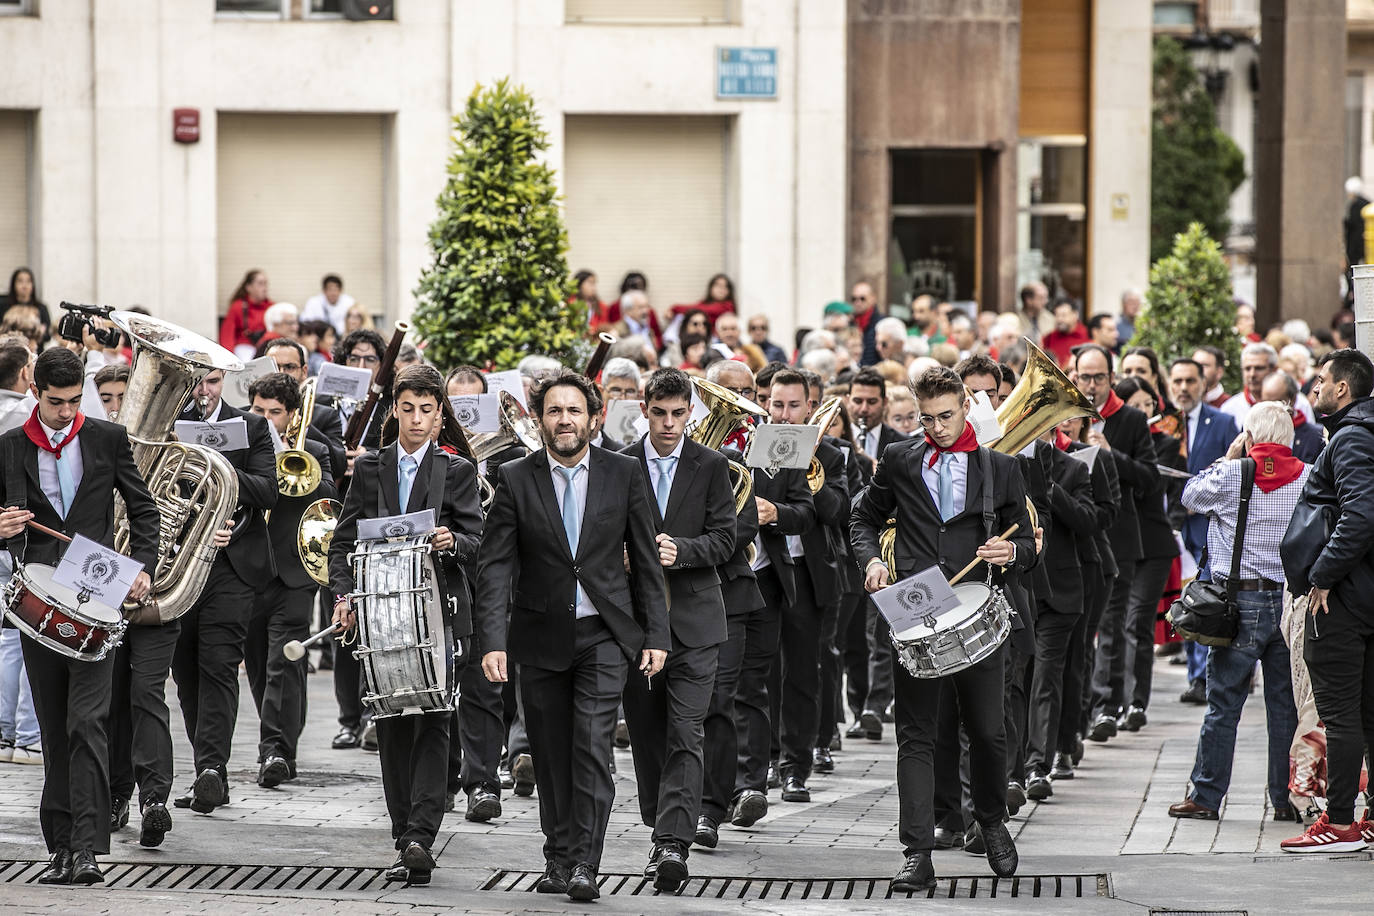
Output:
(723, 428), (749, 452)
(1098, 391), (1125, 420)
(924, 421), (978, 468)
(439, 443), (458, 455)
(1292, 409), (1307, 429)
(23, 407), (84, 457)
(1244, 390), (1257, 406)
(1248, 443), (1304, 493)
(854, 308), (874, 332)
(1054, 430), (1073, 451)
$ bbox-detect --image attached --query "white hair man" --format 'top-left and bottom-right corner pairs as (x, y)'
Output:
(262, 302), (299, 342)
(800, 347), (837, 383)
(800, 329), (837, 355)
(600, 358), (641, 401)
(1222, 342), (1315, 425)
(905, 356), (941, 388)
(874, 317), (908, 364)
(1117, 288), (1142, 346)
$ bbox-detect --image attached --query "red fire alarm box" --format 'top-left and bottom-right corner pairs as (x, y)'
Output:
(173, 108), (199, 144)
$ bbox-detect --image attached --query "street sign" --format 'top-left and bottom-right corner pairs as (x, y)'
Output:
(717, 47), (777, 99)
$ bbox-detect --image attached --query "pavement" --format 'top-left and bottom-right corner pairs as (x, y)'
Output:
(0, 648), (1368, 914)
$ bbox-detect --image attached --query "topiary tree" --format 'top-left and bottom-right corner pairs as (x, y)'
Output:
(412, 79), (583, 370)
(1151, 37), (1246, 263)
(1132, 221), (1242, 393)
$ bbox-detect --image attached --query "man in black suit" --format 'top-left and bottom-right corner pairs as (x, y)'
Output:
(331, 365), (484, 886)
(852, 367), (1032, 892)
(620, 368), (735, 891)
(243, 373), (338, 788)
(695, 360), (765, 848)
(264, 338), (346, 478)
(476, 369), (669, 902)
(1070, 345), (1159, 742)
(171, 367), (278, 813)
(844, 368), (907, 740)
(0, 347), (158, 885)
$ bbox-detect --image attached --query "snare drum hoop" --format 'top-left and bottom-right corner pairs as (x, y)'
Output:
(890, 583), (1011, 679)
(3, 564), (126, 662)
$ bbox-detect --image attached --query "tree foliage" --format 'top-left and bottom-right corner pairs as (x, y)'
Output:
(412, 79), (583, 370)
(1151, 37), (1246, 263)
(1133, 222), (1242, 392)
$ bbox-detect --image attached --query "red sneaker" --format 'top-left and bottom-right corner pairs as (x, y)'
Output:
(1280, 813), (1368, 854)
(1359, 809), (1374, 845)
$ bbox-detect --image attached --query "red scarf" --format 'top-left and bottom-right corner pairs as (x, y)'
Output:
(1244, 390), (1257, 406)
(1248, 443), (1304, 493)
(1292, 408), (1307, 429)
(23, 407), (84, 458)
(924, 422), (979, 468)
(1054, 430), (1073, 451)
(1098, 390), (1125, 420)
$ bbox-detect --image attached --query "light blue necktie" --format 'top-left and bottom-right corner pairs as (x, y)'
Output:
(54, 434), (76, 519)
(654, 456), (677, 516)
(398, 454), (417, 511)
(557, 465), (584, 611)
(938, 451), (956, 522)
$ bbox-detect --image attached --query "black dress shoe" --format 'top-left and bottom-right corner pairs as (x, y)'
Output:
(285, 759), (298, 780)
(1026, 772), (1053, 801)
(359, 719), (378, 751)
(829, 733), (842, 751)
(643, 843), (663, 877)
(536, 860), (570, 894)
(932, 826), (963, 849)
(1071, 732), (1085, 765)
(140, 802), (173, 848)
(781, 776), (810, 803)
(258, 755), (290, 788)
(402, 841), (437, 872)
(331, 726), (361, 749)
(730, 789), (767, 827)
(859, 709), (883, 740)
(383, 853), (409, 884)
(1273, 803), (1300, 822)
(512, 753), (536, 797)
(981, 821), (1018, 878)
(766, 761), (781, 789)
(845, 719), (867, 740)
(567, 863), (599, 901)
(1088, 714), (1118, 742)
(890, 852), (936, 894)
(445, 791), (456, 813)
(653, 844), (688, 892)
(1006, 781), (1026, 817)
(173, 789), (192, 809)
(69, 849), (104, 885)
(813, 746), (834, 774)
(111, 796), (130, 831)
(191, 768), (227, 813)
(37, 848), (72, 885)
(694, 815), (719, 848)
(614, 719), (631, 749)
(963, 823), (986, 855)
(466, 787), (502, 822)
(1050, 753), (1075, 780)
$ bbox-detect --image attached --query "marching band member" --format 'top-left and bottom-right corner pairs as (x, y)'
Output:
(263, 338), (347, 478)
(0, 347), (158, 885)
(329, 365), (483, 886)
(475, 369), (668, 902)
(171, 368), (278, 814)
(621, 368), (735, 891)
(851, 366), (1032, 892)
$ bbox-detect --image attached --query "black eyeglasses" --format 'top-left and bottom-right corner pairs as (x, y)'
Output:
(346, 354), (380, 367)
(918, 409), (959, 429)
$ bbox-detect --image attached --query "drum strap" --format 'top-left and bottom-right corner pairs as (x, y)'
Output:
(4, 440), (27, 565)
(979, 448), (994, 542)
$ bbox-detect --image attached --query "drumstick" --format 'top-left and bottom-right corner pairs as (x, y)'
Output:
(26, 519), (71, 544)
(283, 623), (343, 661)
(949, 523), (1020, 586)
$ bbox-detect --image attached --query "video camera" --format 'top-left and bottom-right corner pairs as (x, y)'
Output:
(56, 302), (122, 348)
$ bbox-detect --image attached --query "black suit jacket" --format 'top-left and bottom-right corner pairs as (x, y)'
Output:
(859, 423), (908, 484)
(1042, 447), (1096, 615)
(797, 438), (849, 608)
(329, 442), (483, 636)
(750, 465), (816, 606)
(1101, 404), (1159, 565)
(851, 440), (1035, 585)
(308, 403), (347, 480)
(475, 446), (670, 670)
(268, 436), (339, 590)
(1067, 440), (1120, 577)
(1139, 431), (1183, 561)
(631, 437), (736, 648)
(827, 434), (865, 594)
(180, 401), (278, 585)
(0, 418), (160, 572)
(714, 448), (764, 615)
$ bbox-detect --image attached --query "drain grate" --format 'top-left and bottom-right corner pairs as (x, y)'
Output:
(480, 870), (1108, 900)
(0, 860), (388, 893)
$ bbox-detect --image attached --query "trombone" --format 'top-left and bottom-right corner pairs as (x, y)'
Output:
(277, 378), (324, 498)
(465, 391), (543, 514)
(804, 396), (845, 494)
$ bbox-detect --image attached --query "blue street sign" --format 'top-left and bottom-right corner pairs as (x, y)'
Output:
(717, 47), (777, 99)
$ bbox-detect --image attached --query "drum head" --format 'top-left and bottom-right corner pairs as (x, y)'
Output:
(22, 564), (123, 623)
(892, 582), (993, 642)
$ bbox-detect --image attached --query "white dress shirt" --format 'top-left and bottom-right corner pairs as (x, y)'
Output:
(548, 450), (596, 619)
(864, 427), (881, 459)
(1185, 404), (1202, 452)
(644, 435), (685, 500)
(37, 418), (84, 514)
(920, 448), (968, 518)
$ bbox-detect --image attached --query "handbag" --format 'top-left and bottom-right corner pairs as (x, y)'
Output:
(1280, 491), (1335, 596)
(1167, 458), (1254, 647)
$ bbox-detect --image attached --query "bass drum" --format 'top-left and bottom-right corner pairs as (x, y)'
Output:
(889, 581), (1011, 679)
(3, 564), (127, 662)
(348, 536), (454, 718)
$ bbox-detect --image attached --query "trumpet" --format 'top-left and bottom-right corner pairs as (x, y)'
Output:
(277, 378), (323, 498)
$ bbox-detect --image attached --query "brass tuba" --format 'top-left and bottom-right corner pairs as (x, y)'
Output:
(804, 396), (845, 494)
(466, 391), (543, 513)
(277, 378), (324, 497)
(688, 377), (767, 514)
(109, 311), (244, 622)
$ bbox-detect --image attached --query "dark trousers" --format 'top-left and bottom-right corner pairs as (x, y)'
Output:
(1303, 592), (1374, 825)
(623, 637), (719, 849)
(521, 616), (626, 868)
(1123, 555), (1174, 711)
(377, 710), (450, 850)
(895, 645), (1007, 855)
(1079, 567), (1114, 733)
(1003, 642), (1033, 783)
(839, 592), (870, 721)
(22, 635), (114, 854)
(865, 603), (895, 715)
(701, 613), (747, 823)
(777, 570), (823, 780)
(932, 693), (973, 833)
(1090, 559), (1136, 720)
(244, 577), (311, 763)
(171, 561), (253, 779)
(816, 590), (848, 748)
(110, 621), (180, 809)
(1058, 612), (1089, 754)
(333, 627), (367, 731)
(735, 566), (785, 794)
(450, 641), (505, 794)
(1025, 606), (1080, 776)
(504, 668), (531, 764)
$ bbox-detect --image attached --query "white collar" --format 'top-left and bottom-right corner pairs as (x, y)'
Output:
(644, 435), (686, 463)
(40, 418), (74, 446)
(548, 449), (591, 475)
(397, 439), (430, 464)
(1187, 403), (1202, 424)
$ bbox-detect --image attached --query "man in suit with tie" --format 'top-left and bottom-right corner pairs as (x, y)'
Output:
(0, 346), (159, 885)
(844, 368), (907, 741)
(243, 373), (338, 788)
(1168, 357), (1239, 704)
(331, 365), (483, 886)
(476, 369), (669, 902)
(852, 367), (1032, 892)
(621, 368), (735, 891)
(171, 367), (278, 813)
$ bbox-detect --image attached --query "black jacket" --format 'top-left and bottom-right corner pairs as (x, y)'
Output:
(268, 436), (339, 590)
(1101, 404), (1159, 565)
(751, 465), (816, 606)
(796, 438), (849, 608)
(1065, 440), (1120, 574)
(1041, 447), (1096, 615)
(1138, 430), (1182, 561)
(1291, 417), (1325, 464)
(1304, 397), (1374, 618)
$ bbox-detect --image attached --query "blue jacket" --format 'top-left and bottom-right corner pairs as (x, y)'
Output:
(1182, 403), (1240, 562)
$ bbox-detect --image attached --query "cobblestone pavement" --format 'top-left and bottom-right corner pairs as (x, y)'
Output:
(0, 651), (1366, 914)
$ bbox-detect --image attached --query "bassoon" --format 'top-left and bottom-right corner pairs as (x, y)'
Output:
(342, 320), (410, 457)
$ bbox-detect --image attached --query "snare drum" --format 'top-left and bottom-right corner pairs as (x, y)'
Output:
(349, 536), (454, 718)
(890, 581), (1011, 679)
(3, 564), (127, 662)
